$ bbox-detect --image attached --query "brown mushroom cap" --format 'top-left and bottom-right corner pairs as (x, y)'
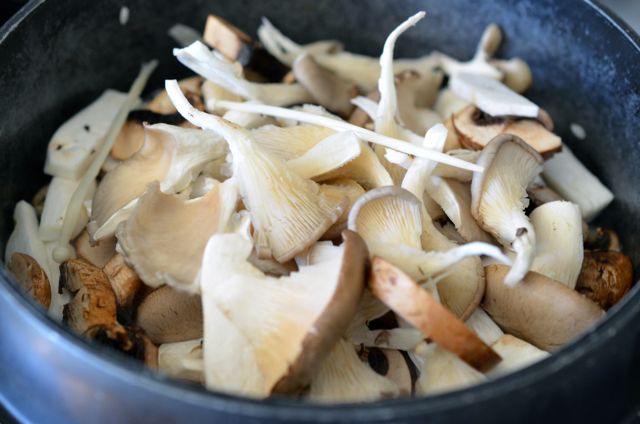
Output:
(369, 256), (501, 372)
(7, 252), (51, 309)
(483, 264), (604, 351)
(84, 324), (158, 368)
(136, 285), (203, 344)
(576, 251), (633, 310)
(452, 106), (561, 157)
(103, 254), (143, 312)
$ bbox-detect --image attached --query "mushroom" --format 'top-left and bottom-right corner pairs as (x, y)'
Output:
(44, 89), (128, 180)
(136, 285), (203, 344)
(174, 41), (313, 106)
(103, 254), (143, 312)
(89, 123), (228, 240)
(201, 80), (243, 113)
(575, 251), (633, 310)
(584, 227), (621, 252)
(319, 179), (366, 240)
(158, 338), (204, 383)
(452, 106), (562, 157)
(488, 334), (548, 377)
(117, 178), (238, 292)
(292, 53), (358, 117)
(61, 259), (117, 334)
(74, 230), (116, 268)
(490, 57), (533, 94)
(200, 230), (368, 397)
(465, 307), (504, 346)
(359, 347), (414, 396)
(471, 134), (544, 286)
(349, 90), (380, 128)
(483, 264), (604, 351)
(370, 257), (501, 371)
(147, 76), (204, 115)
(7, 252), (52, 309)
(39, 176), (95, 242)
(348, 326), (423, 351)
(84, 324), (158, 368)
(394, 70), (444, 135)
(250, 124), (335, 161)
(434, 88), (471, 121)
(526, 176), (564, 210)
(431, 149), (480, 182)
(309, 339), (400, 402)
(437, 24), (503, 80)
(542, 144), (614, 221)
(413, 342), (486, 395)
(31, 184), (48, 218)
(529, 201), (584, 288)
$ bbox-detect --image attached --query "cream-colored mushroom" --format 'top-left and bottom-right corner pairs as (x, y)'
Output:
(158, 339), (204, 383)
(250, 124), (335, 161)
(431, 149), (480, 182)
(465, 307), (504, 346)
(488, 335), (549, 377)
(434, 88), (471, 121)
(117, 179), (237, 292)
(471, 134), (543, 286)
(200, 230), (368, 397)
(394, 70), (443, 135)
(319, 179), (366, 240)
(147, 76), (204, 115)
(529, 201), (583, 288)
(347, 326), (423, 351)
(74, 230), (116, 268)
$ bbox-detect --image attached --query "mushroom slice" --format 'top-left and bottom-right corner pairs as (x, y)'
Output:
(542, 144), (614, 221)
(292, 54), (357, 117)
(483, 265), (604, 351)
(89, 123), (227, 241)
(201, 230), (368, 397)
(103, 254), (143, 312)
(437, 24), (503, 80)
(74, 231), (116, 269)
(465, 307), (504, 346)
(488, 335), (548, 377)
(452, 106), (562, 157)
(84, 324), (158, 368)
(136, 285), (203, 344)
(576, 251), (633, 310)
(309, 339), (400, 402)
(7, 252), (52, 309)
(117, 178), (237, 292)
(319, 179), (366, 240)
(250, 124), (335, 161)
(61, 259), (117, 334)
(286, 131), (362, 179)
(426, 177), (494, 243)
(530, 201), (584, 288)
(348, 327), (423, 351)
(174, 41), (312, 106)
(370, 257), (501, 371)
(413, 342), (486, 395)
(471, 134), (544, 286)
(434, 88), (471, 121)
(158, 339), (204, 383)
(44, 89), (128, 180)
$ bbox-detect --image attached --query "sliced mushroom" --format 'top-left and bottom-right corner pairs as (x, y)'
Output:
(370, 257), (501, 371)
(292, 54), (357, 117)
(529, 201), (584, 288)
(584, 227), (621, 252)
(360, 347), (413, 396)
(61, 259), (117, 334)
(74, 230), (116, 268)
(483, 264), (604, 351)
(84, 324), (158, 368)
(136, 285), (203, 344)
(434, 88), (471, 121)
(200, 230), (368, 397)
(452, 106), (562, 157)
(471, 134), (544, 286)
(576, 251), (633, 310)
(117, 178), (238, 292)
(158, 339), (204, 383)
(465, 307), (504, 346)
(7, 252), (52, 309)
(488, 334), (548, 377)
(319, 179), (366, 240)
(309, 339), (400, 402)
(103, 254), (143, 312)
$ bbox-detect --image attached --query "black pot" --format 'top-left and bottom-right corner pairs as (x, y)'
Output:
(1, 1), (640, 423)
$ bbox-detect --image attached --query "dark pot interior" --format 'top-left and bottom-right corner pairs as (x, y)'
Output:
(1, 0), (640, 423)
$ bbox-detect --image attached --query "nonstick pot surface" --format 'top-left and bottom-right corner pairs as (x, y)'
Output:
(1, 0), (640, 423)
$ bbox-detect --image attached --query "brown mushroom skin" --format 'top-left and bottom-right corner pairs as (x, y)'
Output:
(272, 230), (369, 394)
(103, 254), (143, 313)
(576, 251), (633, 310)
(61, 259), (118, 334)
(369, 257), (501, 372)
(84, 324), (158, 368)
(7, 252), (51, 309)
(483, 265), (604, 351)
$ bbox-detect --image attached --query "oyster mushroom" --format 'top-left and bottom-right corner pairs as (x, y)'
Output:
(452, 106), (562, 157)
(360, 347), (414, 396)
(7, 252), (52, 309)
(309, 339), (400, 402)
(200, 230), (368, 397)
(529, 201), (584, 288)
(147, 76), (204, 115)
(348, 326), (423, 351)
(471, 134), (544, 286)
(488, 334), (548, 377)
(437, 24), (503, 80)
(89, 123), (227, 241)
(395, 70), (444, 133)
(576, 251), (633, 310)
(465, 307), (504, 346)
(483, 264), (604, 351)
(117, 178), (238, 292)
(74, 230), (116, 268)
(370, 257), (501, 371)
(136, 285), (203, 344)
(158, 338), (204, 383)
(250, 124), (335, 161)
(434, 88), (471, 121)
(38, 176), (95, 242)
(490, 57), (533, 94)
(61, 259), (117, 334)
(84, 324), (158, 368)
(319, 179), (366, 240)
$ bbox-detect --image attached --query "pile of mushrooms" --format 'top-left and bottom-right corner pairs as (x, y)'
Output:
(5, 11), (633, 402)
